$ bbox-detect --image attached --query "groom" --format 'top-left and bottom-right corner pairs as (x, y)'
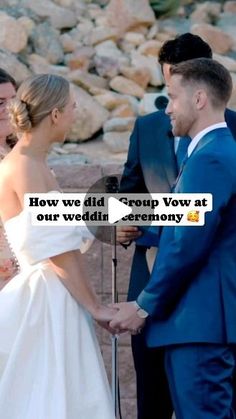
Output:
(111, 58), (236, 417)
(118, 33), (236, 419)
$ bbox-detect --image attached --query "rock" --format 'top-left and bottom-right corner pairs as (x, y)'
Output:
(94, 91), (132, 110)
(0, 12), (28, 53)
(120, 66), (151, 89)
(0, 48), (32, 83)
(65, 47), (95, 71)
(111, 103), (136, 118)
(191, 23), (234, 54)
(213, 53), (236, 73)
(60, 33), (77, 53)
(95, 40), (130, 67)
(27, 54), (70, 76)
(110, 76), (145, 99)
(27, 53), (51, 73)
(69, 85), (109, 141)
(103, 117), (135, 133)
(119, 39), (137, 54)
(129, 24), (149, 36)
(76, 19), (94, 41)
(22, 0), (77, 29)
(106, 0), (155, 34)
(68, 70), (108, 93)
(17, 16), (35, 37)
(31, 22), (64, 64)
(94, 90), (139, 114)
(103, 131), (131, 153)
(224, 1), (236, 14)
(190, 2), (221, 24)
(27, 53), (69, 76)
(137, 39), (162, 56)
(85, 27), (119, 46)
(217, 14), (236, 51)
(123, 32), (146, 46)
(131, 51), (163, 86)
(147, 22), (159, 40)
(93, 15), (110, 28)
(94, 55), (120, 79)
(53, 0), (79, 7)
(156, 32), (174, 43)
(87, 3), (104, 20)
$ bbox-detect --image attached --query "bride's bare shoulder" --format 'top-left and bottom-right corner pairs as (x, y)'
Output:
(0, 152), (48, 194)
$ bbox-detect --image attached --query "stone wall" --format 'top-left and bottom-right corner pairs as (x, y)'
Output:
(1, 0), (236, 157)
(53, 161), (137, 418)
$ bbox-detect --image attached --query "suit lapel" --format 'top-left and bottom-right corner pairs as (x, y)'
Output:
(174, 128), (230, 191)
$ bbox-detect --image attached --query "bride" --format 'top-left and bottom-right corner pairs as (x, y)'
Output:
(0, 74), (116, 419)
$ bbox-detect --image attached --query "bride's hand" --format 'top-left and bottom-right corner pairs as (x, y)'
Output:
(92, 305), (119, 334)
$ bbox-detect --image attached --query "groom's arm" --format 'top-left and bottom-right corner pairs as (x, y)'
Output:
(110, 154), (233, 330)
(137, 154), (232, 317)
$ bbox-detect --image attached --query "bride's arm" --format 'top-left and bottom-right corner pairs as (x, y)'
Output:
(10, 160), (117, 325)
(49, 250), (116, 323)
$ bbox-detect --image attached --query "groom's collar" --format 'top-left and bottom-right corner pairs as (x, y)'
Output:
(188, 122), (227, 157)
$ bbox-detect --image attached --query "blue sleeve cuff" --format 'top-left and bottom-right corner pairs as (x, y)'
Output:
(135, 226), (161, 247)
(137, 290), (157, 316)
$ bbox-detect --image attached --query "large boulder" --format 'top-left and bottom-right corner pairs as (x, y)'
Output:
(109, 76), (145, 99)
(191, 23), (234, 54)
(68, 85), (109, 141)
(30, 22), (64, 64)
(22, 0), (77, 29)
(131, 51), (163, 86)
(67, 69), (108, 93)
(0, 48), (32, 83)
(95, 40), (130, 67)
(106, 0), (155, 34)
(0, 12), (28, 53)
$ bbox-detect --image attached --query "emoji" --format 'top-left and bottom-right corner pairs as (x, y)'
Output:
(187, 210), (199, 222)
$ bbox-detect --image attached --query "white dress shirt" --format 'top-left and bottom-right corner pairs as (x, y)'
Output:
(188, 122), (227, 157)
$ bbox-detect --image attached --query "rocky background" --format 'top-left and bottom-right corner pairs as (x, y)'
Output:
(0, 0), (236, 161)
(1, 1), (236, 417)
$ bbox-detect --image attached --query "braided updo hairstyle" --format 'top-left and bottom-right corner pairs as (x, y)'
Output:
(8, 74), (70, 133)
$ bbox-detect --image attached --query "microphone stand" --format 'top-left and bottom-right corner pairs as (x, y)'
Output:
(105, 176), (120, 418)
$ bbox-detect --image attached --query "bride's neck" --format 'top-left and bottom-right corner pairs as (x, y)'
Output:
(18, 132), (51, 160)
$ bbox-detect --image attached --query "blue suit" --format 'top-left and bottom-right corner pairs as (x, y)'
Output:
(120, 110), (236, 419)
(137, 127), (236, 418)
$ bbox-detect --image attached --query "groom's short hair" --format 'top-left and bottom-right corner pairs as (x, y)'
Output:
(170, 58), (232, 108)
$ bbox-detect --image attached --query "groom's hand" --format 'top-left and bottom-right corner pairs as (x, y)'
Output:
(109, 302), (146, 334)
(116, 226), (142, 244)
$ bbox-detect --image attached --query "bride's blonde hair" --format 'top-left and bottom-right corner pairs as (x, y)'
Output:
(8, 74), (70, 132)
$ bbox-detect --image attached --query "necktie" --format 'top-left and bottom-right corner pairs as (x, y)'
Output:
(176, 137), (191, 171)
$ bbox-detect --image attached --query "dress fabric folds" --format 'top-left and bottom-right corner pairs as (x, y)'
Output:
(0, 210), (115, 419)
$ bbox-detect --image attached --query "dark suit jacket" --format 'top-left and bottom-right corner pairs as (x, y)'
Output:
(137, 127), (236, 347)
(120, 109), (236, 301)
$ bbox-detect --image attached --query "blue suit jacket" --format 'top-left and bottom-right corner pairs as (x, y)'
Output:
(120, 109), (236, 301)
(137, 127), (236, 347)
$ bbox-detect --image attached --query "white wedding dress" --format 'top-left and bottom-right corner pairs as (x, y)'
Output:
(0, 210), (115, 419)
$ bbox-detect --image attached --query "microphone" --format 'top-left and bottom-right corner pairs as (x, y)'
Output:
(154, 95), (168, 110)
(105, 176), (119, 194)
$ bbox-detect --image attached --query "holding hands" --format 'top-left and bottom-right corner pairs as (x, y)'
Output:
(94, 302), (147, 335)
(109, 302), (146, 335)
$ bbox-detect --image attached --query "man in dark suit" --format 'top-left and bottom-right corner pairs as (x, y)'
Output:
(117, 33), (236, 419)
(113, 57), (236, 418)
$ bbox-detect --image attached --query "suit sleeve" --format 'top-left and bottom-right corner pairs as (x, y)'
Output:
(137, 154), (233, 318)
(119, 118), (148, 194)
